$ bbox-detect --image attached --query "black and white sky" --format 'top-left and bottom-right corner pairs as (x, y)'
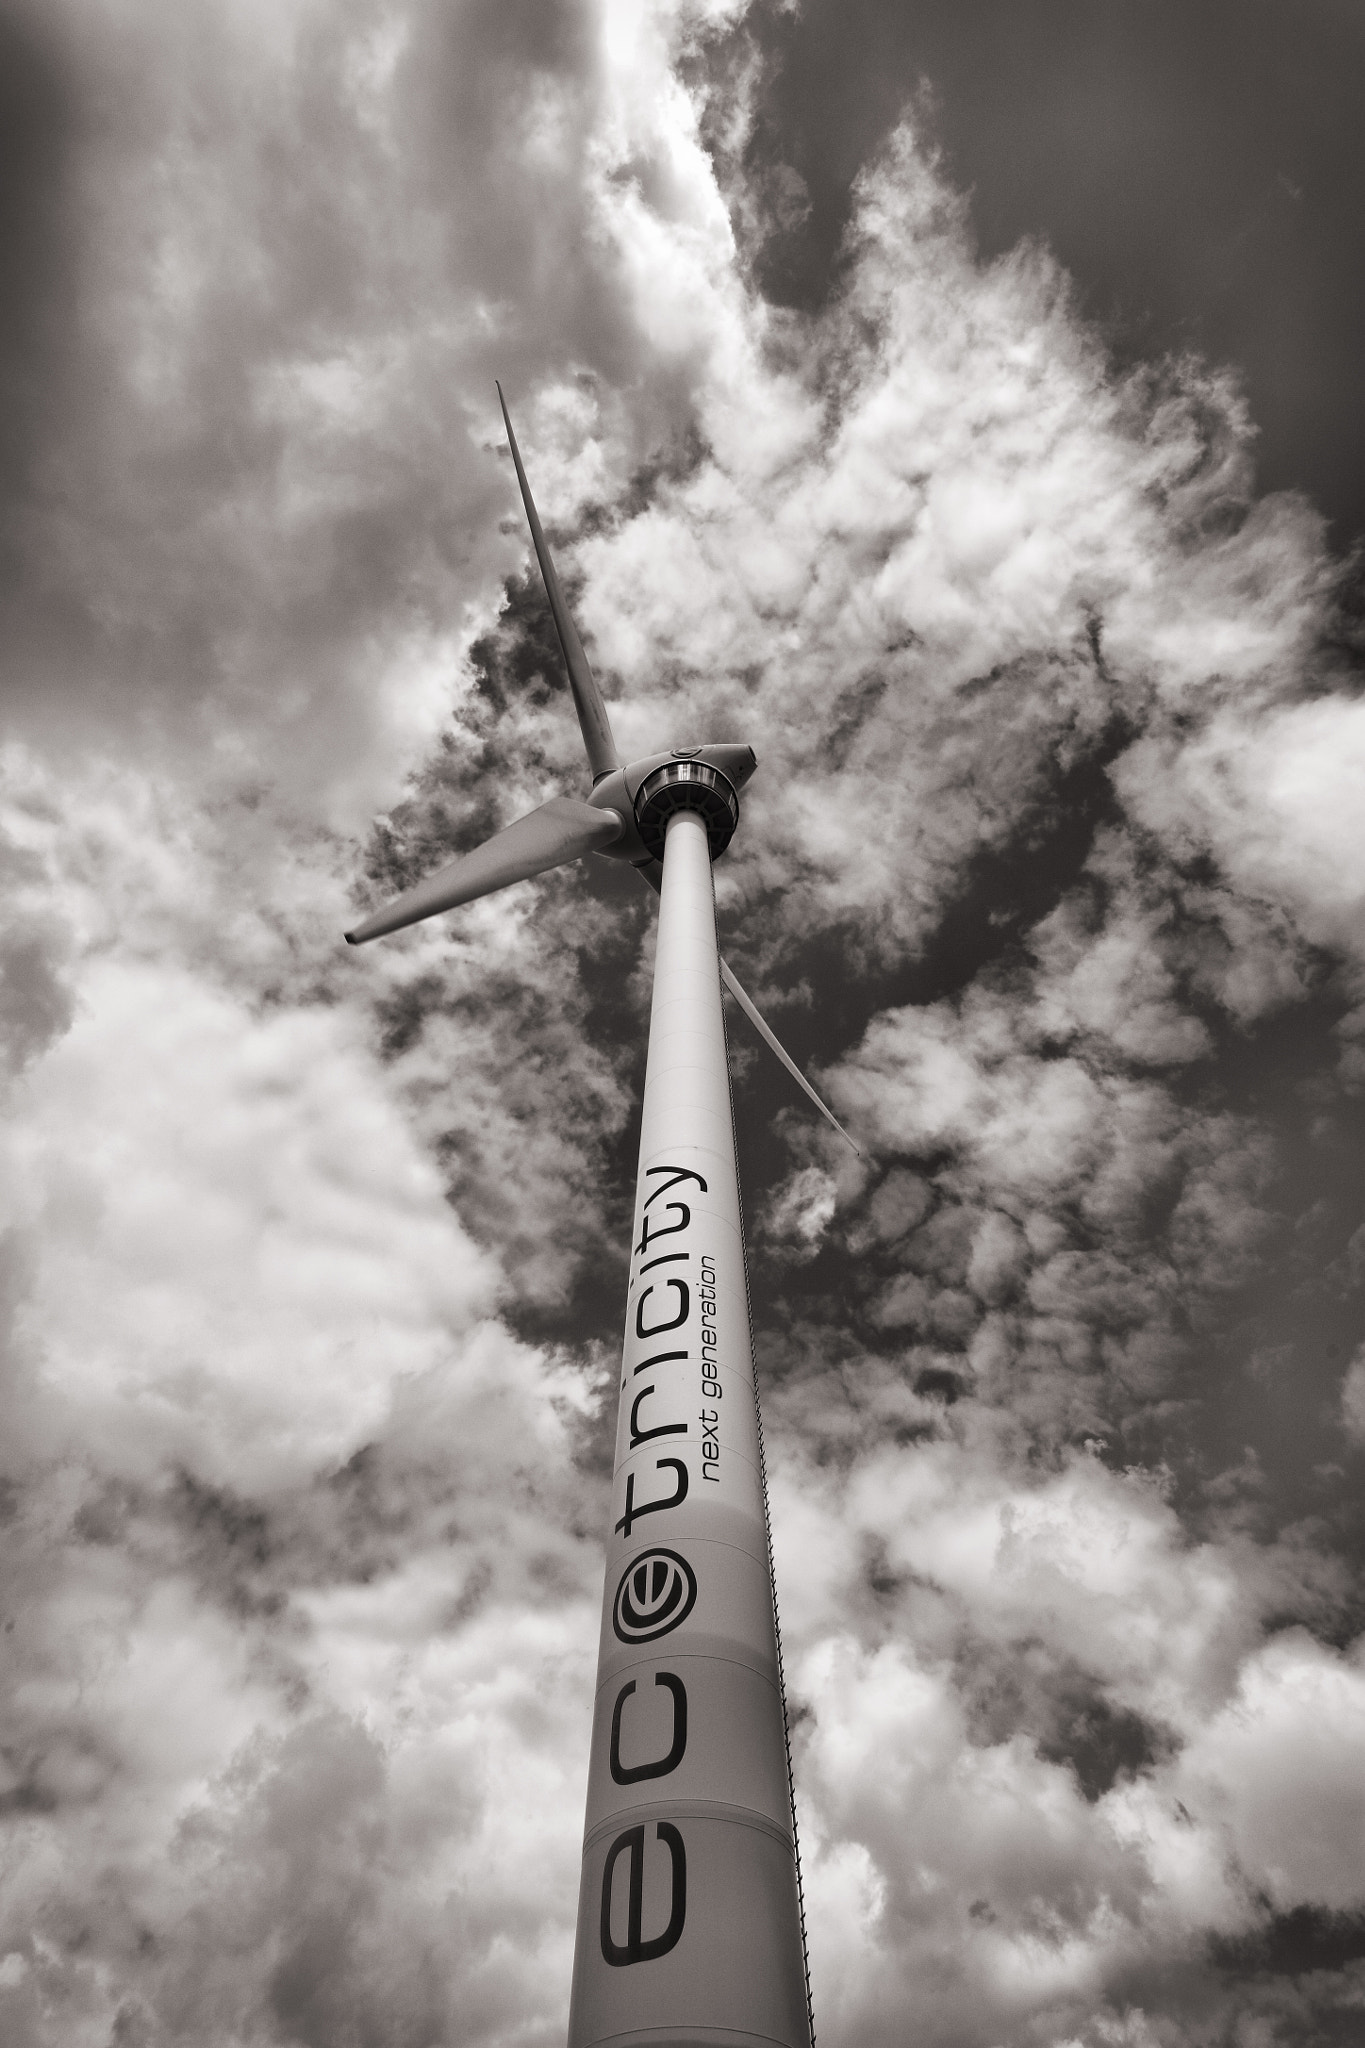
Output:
(3, 4), (1365, 2045)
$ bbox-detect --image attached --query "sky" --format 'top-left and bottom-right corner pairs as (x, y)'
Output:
(2, 4), (1365, 2046)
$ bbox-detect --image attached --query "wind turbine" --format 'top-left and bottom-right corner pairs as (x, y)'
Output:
(347, 388), (852, 2048)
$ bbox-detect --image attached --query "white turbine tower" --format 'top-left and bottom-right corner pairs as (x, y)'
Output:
(348, 389), (853, 2048)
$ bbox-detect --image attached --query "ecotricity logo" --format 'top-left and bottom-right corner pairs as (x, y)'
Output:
(612, 1548), (697, 1644)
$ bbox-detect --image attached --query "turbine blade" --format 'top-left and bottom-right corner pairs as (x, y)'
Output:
(496, 383), (620, 784)
(632, 862), (858, 1150)
(720, 959), (862, 1156)
(345, 797), (624, 944)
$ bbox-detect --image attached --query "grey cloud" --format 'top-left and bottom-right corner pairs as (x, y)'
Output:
(1, 0), (707, 824)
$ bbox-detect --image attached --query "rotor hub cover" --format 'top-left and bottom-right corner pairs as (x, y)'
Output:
(633, 760), (740, 861)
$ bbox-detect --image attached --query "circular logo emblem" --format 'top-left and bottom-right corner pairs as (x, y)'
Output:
(613, 1548), (697, 1644)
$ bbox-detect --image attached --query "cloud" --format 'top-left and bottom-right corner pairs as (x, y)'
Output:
(1344, 1348), (1365, 1445)
(1, 0), (754, 827)
(1175, 1630), (1365, 1915)
(0, 738), (606, 2045)
(1119, 693), (1365, 969)
(765, 1434), (1357, 2047)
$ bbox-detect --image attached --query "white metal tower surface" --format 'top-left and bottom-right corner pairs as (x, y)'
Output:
(346, 389), (856, 2048)
(569, 804), (810, 2048)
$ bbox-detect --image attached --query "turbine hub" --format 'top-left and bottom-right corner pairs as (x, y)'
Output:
(633, 760), (740, 862)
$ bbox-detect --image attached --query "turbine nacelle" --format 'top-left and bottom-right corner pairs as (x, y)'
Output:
(343, 742), (754, 945)
(589, 743), (757, 866)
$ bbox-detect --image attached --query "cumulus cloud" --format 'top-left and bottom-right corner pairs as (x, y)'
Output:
(3, 4), (1365, 2047)
(1120, 694), (1365, 971)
